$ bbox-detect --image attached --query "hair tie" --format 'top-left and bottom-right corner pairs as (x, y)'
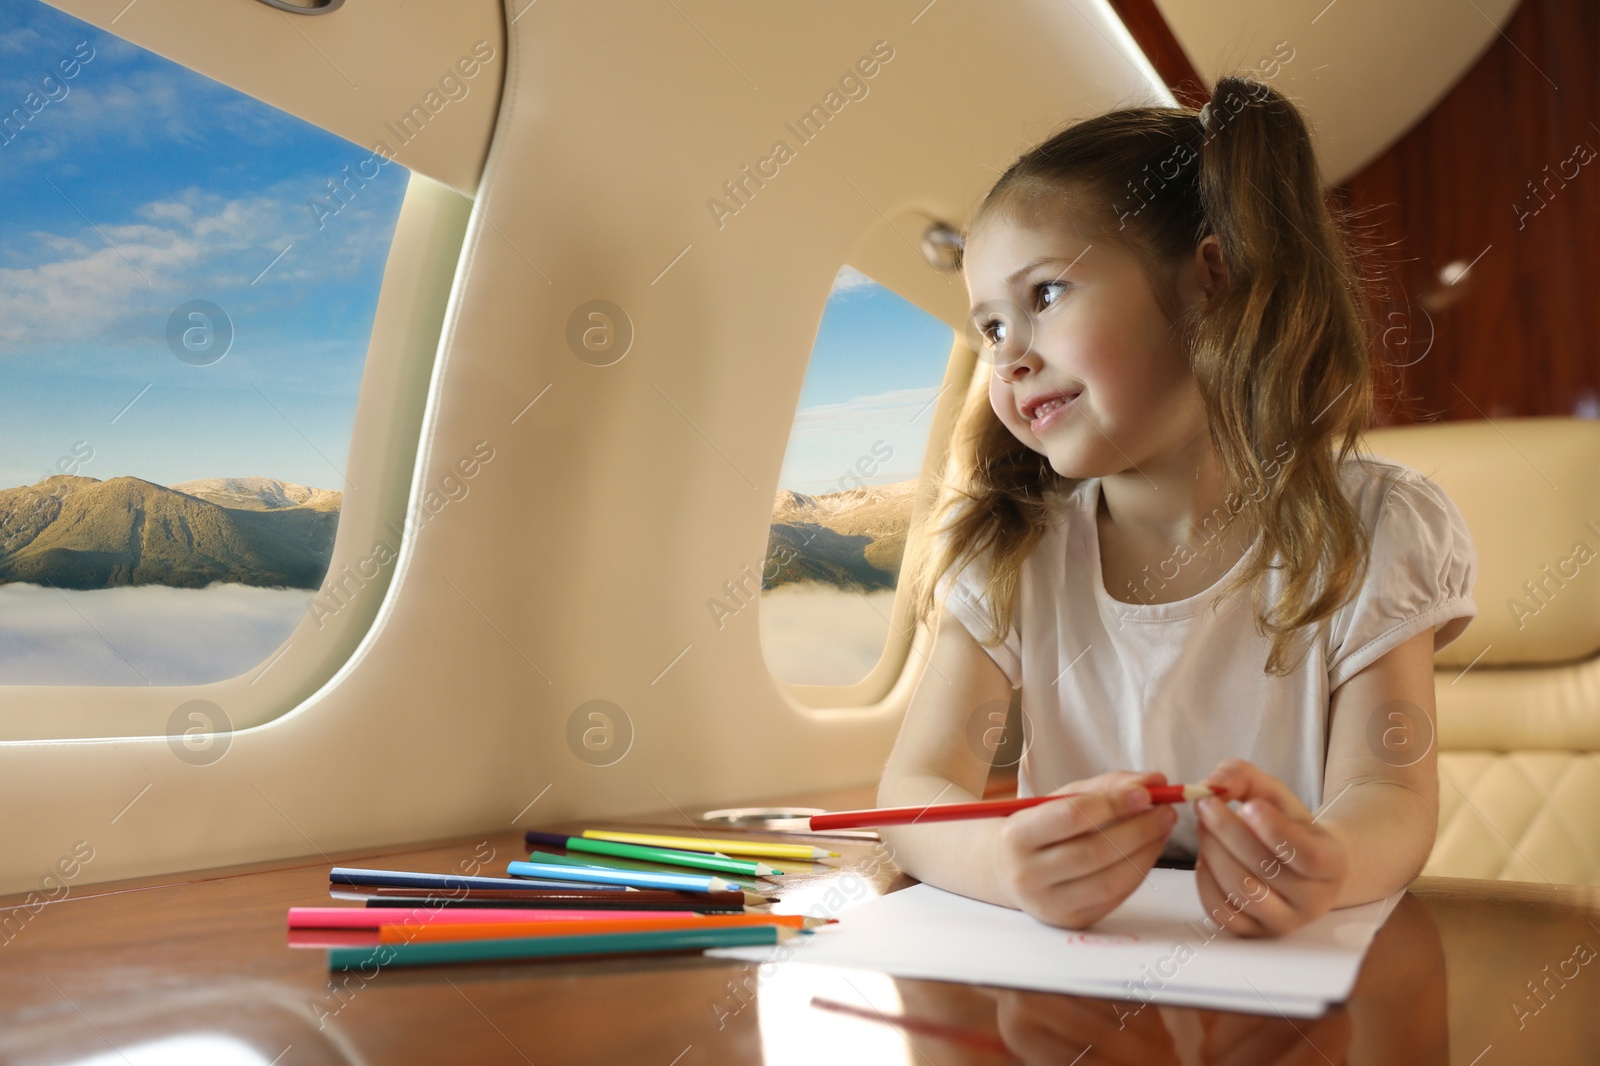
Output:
(1197, 101), (1213, 132)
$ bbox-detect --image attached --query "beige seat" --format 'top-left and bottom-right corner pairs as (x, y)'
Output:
(1362, 416), (1600, 886)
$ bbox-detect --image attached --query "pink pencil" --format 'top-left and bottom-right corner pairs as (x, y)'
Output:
(287, 906), (705, 930)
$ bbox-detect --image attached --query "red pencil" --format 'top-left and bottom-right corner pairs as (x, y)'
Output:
(808, 784), (1223, 830)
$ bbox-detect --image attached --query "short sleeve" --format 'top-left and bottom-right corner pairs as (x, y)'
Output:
(935, 547), (1023, 689)
(1326, 470), (1479, 690)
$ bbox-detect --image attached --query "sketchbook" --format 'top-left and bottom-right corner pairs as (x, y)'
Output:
(707, 867), (1403, 1017)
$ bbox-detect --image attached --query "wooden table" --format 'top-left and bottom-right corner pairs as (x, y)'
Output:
(2, 784), (1596, 1065)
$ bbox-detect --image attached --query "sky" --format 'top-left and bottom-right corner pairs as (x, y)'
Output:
(781, 265), (955, 496)
(0, 1), (954, 501)
(0, 2), (406, 492)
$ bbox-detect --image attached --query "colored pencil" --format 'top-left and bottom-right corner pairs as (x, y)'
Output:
(580, 830), (838, 861)
(523, 846), (765, 892)
(328, 867), (626, 893)
(340, 888), (763, 910)
(525, 830), (782, 877)
(382, 913), (824, 943)
(807, 784), (1223, 830)
(499, 857), (774, 902)
(289, 930), (381, 949)
(506, 859), (733, 894)
(290, 906), (716, 929)
(328, 924), (799, 970)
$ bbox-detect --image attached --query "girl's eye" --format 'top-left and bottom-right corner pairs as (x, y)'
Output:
(1036, 280), (1069, 308)
(977, 282), (1068, 349)
(980, 319), (1006, 349)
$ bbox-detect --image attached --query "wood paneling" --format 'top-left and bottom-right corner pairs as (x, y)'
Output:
(1337, 0), (1600, 426)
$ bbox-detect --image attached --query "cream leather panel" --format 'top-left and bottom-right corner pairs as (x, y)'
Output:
(1153, 0), (1519, 183)
(1430, 752), (1600, 886)
(1364, 418), (1600, 667)
(1364, 418), (1600, 885)
(42, 0), (504, 192)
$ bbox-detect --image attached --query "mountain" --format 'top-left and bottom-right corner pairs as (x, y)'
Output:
(169, 476), (341, 513)
(0, 468), (911, 594)
(0, 475), (340, 590)
(765, 479), (918, 591)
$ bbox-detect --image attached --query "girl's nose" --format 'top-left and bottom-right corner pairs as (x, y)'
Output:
(993, 343), (1039, 379)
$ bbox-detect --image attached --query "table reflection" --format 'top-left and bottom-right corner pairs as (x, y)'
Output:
(0, 982), (363, 1066)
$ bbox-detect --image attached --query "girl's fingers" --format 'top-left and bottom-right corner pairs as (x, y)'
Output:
(1206, 795), (1344, 888)
(1198, 759), (1310, 819)
(1196, 797), (1289, 887)
(1035, 827), (1171, 929)
(1239, 800), (1347, 882)
(1195, 826), (1296, 934)
(1045, 768), (1168, 798)
(1006, 781), (1155, 852)
(1035, 805), (1175, 885)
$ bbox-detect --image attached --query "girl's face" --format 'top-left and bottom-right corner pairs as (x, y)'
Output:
(963, 212), (1211, 479)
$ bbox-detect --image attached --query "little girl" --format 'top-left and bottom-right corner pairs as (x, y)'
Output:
(880, 75), (1479, 938)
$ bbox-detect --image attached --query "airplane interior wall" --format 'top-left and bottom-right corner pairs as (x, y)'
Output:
(0, 0), (1530, 895)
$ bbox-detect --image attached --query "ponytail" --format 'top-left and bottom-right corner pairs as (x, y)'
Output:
(1190, 76), (1389, 674)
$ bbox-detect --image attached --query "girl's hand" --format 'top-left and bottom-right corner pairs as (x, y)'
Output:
(1193, 759), (1350, 937)
(996, 769), (1177, 929)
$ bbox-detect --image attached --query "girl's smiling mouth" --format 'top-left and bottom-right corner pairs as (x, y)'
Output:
(1020, 389), (1082, 432)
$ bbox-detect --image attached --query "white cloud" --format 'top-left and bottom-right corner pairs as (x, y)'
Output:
(0, 65), (286, 178)
(779, 386), (944, 493)
(791, 386), (943, 432)
(759, 584), (896, 686)
(0, 583), (313, 686)
(0, 26), (44, 57)
(0, 181), (403, 353)
(827, 264), (880, 297)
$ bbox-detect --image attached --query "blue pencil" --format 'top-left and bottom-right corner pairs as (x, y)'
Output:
(329, 867), (628, 893)
(506, 859), (730, 894)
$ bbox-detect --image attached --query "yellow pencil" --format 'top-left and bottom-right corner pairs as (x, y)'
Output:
(581, 830), (838, 861)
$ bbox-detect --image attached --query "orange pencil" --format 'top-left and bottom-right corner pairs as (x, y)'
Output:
(381, 913), (828, 943)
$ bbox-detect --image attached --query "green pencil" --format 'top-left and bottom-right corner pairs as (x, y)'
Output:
(528, 845), (764, 889)
(525, 830), (782, 877)
(329, 923), (798, 969)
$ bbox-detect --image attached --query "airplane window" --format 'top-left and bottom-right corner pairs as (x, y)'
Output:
(758, 265), (955, 687)
(0, 3), (409, 685)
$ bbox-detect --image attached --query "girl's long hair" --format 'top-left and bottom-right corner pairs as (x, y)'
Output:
(902, 75), (1399, 676)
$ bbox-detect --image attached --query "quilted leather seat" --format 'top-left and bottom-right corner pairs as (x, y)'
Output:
(1363, 417), (1600, 885)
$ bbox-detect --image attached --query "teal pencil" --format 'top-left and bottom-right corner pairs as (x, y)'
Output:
(328, 923), (798, 969)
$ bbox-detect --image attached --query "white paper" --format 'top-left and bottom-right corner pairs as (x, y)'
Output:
(708, 868), (1403, 1017)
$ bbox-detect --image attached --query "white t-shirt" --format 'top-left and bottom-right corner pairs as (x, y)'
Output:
(936, 456), (1479, 861)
